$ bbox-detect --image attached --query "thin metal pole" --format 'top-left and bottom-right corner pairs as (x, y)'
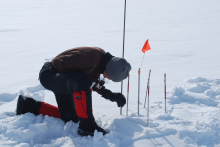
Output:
(122, 0), (126, 59)
(147, 86), (150, 127)
(120, 84), (123, 115)
(147, 70), (151, 127)
(144, 69), (151, 108)
(126, 75), (130, 116)
(140, 53), (145, 69)
(164, 73), (166, 113)
(144, 87), (148, 108)
(120, 0), (127, 115)
(138, 68), (140, 115)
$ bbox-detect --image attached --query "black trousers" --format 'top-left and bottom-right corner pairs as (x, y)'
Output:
(39, 62), (95, 129)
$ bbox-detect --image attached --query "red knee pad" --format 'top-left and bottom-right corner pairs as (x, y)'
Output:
(38, 102), (61, 118)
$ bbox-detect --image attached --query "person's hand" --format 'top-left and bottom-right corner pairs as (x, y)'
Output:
(92, 82), (105, 95)
(113, 93), (126, 107)
(101, 89), (126, 107)
(96, 126), (109, 135)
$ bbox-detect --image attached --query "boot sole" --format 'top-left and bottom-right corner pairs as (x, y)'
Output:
(78, 128), (94, 136)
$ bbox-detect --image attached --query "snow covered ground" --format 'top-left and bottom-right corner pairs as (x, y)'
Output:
(0, 0), (220, 146)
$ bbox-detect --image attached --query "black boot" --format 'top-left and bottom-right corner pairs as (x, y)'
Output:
(16, 95), (41, 115)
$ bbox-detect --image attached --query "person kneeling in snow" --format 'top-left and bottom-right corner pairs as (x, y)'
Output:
(16, 47), (131, 137)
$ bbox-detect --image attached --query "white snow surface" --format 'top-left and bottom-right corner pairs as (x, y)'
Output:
(0, 0), (220, 146)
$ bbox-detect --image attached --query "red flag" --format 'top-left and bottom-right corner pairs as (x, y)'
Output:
(142, 39), (151, 53)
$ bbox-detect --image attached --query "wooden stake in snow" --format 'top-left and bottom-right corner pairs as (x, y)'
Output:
(164, 73), (166, 114)
(126, 75), (130, 116)
(138, 68), (140, 115)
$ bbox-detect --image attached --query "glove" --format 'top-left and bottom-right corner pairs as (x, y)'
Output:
(96, 126), (109, 135)
(102, 89), (126, 107)
(92, 82), (106, 95)
(113, 93), (126, 107)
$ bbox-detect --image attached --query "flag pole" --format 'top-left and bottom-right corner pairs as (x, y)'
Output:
(140, 53), (145, 69)
(138, 68), (140, 115)
(164, 73), (166, 113)
(120, 0), (127, 115)
(126, 75), (130, 116)
(140, 39), (151, 115)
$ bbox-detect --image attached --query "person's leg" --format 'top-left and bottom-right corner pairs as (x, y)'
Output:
(39, 62), (80, 123)
(74, 89), (109, 136)
(39, 62), (91, 124)
(38, 102), (61, 118)
(16, 95), (61, 118)
(46, 72), (97, 132)
(73, 89), (96, 135)
(39, 62), (108, 136)
(54, 93), (78, 123)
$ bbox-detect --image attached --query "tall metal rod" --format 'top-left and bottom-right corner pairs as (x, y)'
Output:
(120, 0), (127, 115)
(147, 70), (151, 127)
(138, 68), (140, 115)
(165, 73), (166, 113)
(144, 69), (151, 108)
(147, 86), (150, 127)
(144, 86), (148, 108)
(140, 53), (145, 69)
(126, 75), (130, 116)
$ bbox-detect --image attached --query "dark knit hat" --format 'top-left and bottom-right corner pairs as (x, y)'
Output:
(106, 57), (131, 82)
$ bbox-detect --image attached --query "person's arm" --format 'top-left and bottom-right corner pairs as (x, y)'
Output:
(92, 83), (126, 107)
